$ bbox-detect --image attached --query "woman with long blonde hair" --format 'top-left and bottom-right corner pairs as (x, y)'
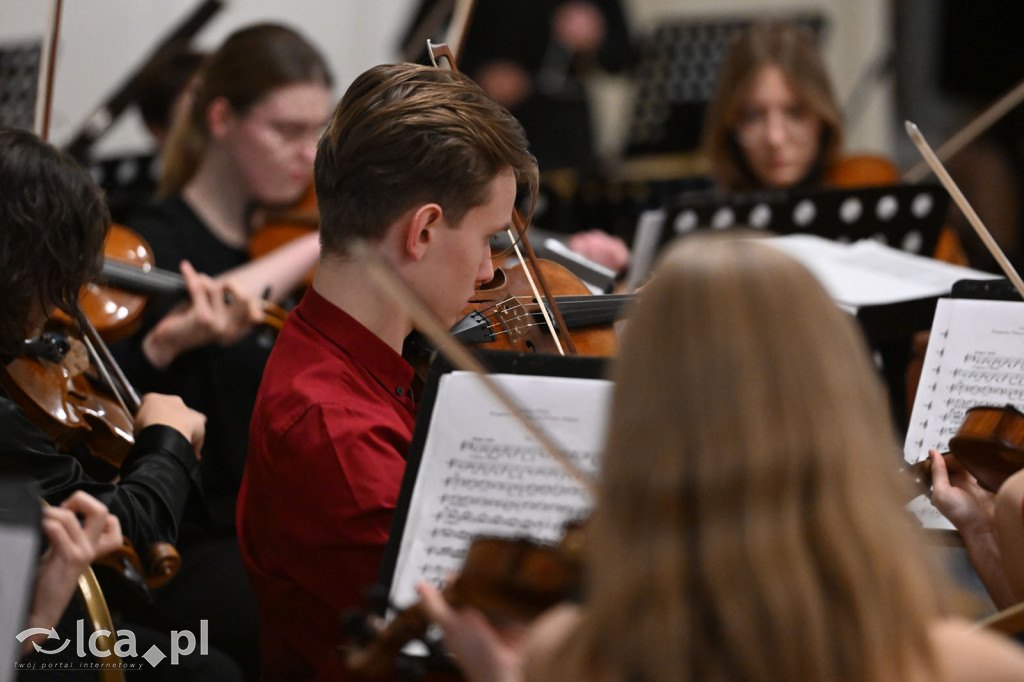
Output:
(420, 235), (1024, 681)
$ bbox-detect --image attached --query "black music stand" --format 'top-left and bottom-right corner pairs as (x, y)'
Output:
(629, 182), (954, 430)
(662, 182), (949, 256)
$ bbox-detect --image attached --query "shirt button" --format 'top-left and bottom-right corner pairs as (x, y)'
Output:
(396, 386), (405, 396)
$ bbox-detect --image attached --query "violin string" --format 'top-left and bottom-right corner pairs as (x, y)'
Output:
(81, 335), (132, 417)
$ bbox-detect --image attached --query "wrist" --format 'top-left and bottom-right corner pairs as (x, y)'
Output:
(142, 327), (195, 369)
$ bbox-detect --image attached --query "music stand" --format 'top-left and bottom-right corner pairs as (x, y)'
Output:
(0, 40), (41, 132)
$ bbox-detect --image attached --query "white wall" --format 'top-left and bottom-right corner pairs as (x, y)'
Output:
(1, 0), (892, 159)
(1, 0), (418, 156)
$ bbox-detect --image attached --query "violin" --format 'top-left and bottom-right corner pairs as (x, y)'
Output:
(64, 223), (289, 342)
(823, 154), (901, 188)
(0, 331), (134, 470)
(249, 182), (319, 265)
(912, 404), (1024, 494)
(0, 319), (181, 591)
(345, 523), (586, 679)
(452, 259), (630, 356)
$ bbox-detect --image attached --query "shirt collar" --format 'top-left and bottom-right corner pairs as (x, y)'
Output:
(295, 287), (416, 399)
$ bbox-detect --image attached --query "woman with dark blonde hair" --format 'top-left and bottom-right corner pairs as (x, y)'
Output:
(114, 23), (333, 680)
(702, 21), (844, 192)
(420, 235), (1024, 681)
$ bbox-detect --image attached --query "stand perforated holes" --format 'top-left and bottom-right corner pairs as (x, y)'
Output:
(674, 209), (698, 234)
(793, 199), (816, 227)
(749, 203), (772, 229)
(902, 230), (924, 253)
(911, 193), (934, 219)
(711, 207), (735, 229)
(839, 197), (863, 224)
(875, 195), (898, 221)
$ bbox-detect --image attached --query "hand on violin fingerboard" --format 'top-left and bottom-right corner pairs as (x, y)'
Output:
(142, 260), (264, 369)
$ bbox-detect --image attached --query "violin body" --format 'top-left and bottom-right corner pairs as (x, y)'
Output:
(0, 332), (133, 470)
(249, 182), (319, 287)
(463, 259), (620, 356)
(823, 154), (901, 188)
(948, 404), (1024, 492)
(346, 532), (584, 679)
(51, 223), (156, 342)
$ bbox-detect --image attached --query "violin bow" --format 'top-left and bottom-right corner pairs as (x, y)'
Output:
(905, 120), (1024, 299)
(427, 39), (578, 356)
(33, 0), (62, 141)
(904, 76), (1024, 184)
(30, 2), (145, 418)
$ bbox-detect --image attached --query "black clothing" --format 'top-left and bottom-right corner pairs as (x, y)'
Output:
(115, 195), (265, 680)
(116, 195), (272, 534)
(0, 384), (198, 551)
(407, 0), (632, 171)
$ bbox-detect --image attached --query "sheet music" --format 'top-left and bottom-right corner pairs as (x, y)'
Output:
(764, 235), (998, 307)
(389, 371), (611, 609)
(904, 298), (1024, 529)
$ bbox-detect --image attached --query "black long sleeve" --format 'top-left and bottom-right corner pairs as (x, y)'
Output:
(0, 385), (200, 550)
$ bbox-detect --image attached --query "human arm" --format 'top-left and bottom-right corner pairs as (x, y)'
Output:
(22, 491), (122, 655)
(0, 389), (203, 551)
(567, 229), (630, 273)
(214, 231), (320, 304)
(141, 260), (266, 369)
(928, 449), (1020, 608)
(993, 468), (1024, 603)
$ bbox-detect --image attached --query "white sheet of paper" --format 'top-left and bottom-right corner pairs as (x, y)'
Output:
(904, 298), (1024, 529)
(389, 371), (611, 609)
(764, 235), (998, 307)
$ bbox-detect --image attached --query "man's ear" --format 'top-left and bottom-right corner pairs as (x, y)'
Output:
(404, 203), (444, 261)
(206, 96), (235, 139)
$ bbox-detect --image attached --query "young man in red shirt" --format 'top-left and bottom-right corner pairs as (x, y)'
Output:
(237, 63), (538, 681)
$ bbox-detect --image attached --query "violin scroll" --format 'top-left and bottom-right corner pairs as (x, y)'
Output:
(96, 538), (181, 591)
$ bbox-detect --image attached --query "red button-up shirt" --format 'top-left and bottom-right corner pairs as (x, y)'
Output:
(238, 287), (417, 681)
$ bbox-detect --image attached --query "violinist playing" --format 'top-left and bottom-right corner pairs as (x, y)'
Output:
(0, 127), (234, 677)
(0, 126), (205, 557)
(237, 62), (538, 681)
(108, 24), (333, 680)
(419, 234), (1024, 682)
